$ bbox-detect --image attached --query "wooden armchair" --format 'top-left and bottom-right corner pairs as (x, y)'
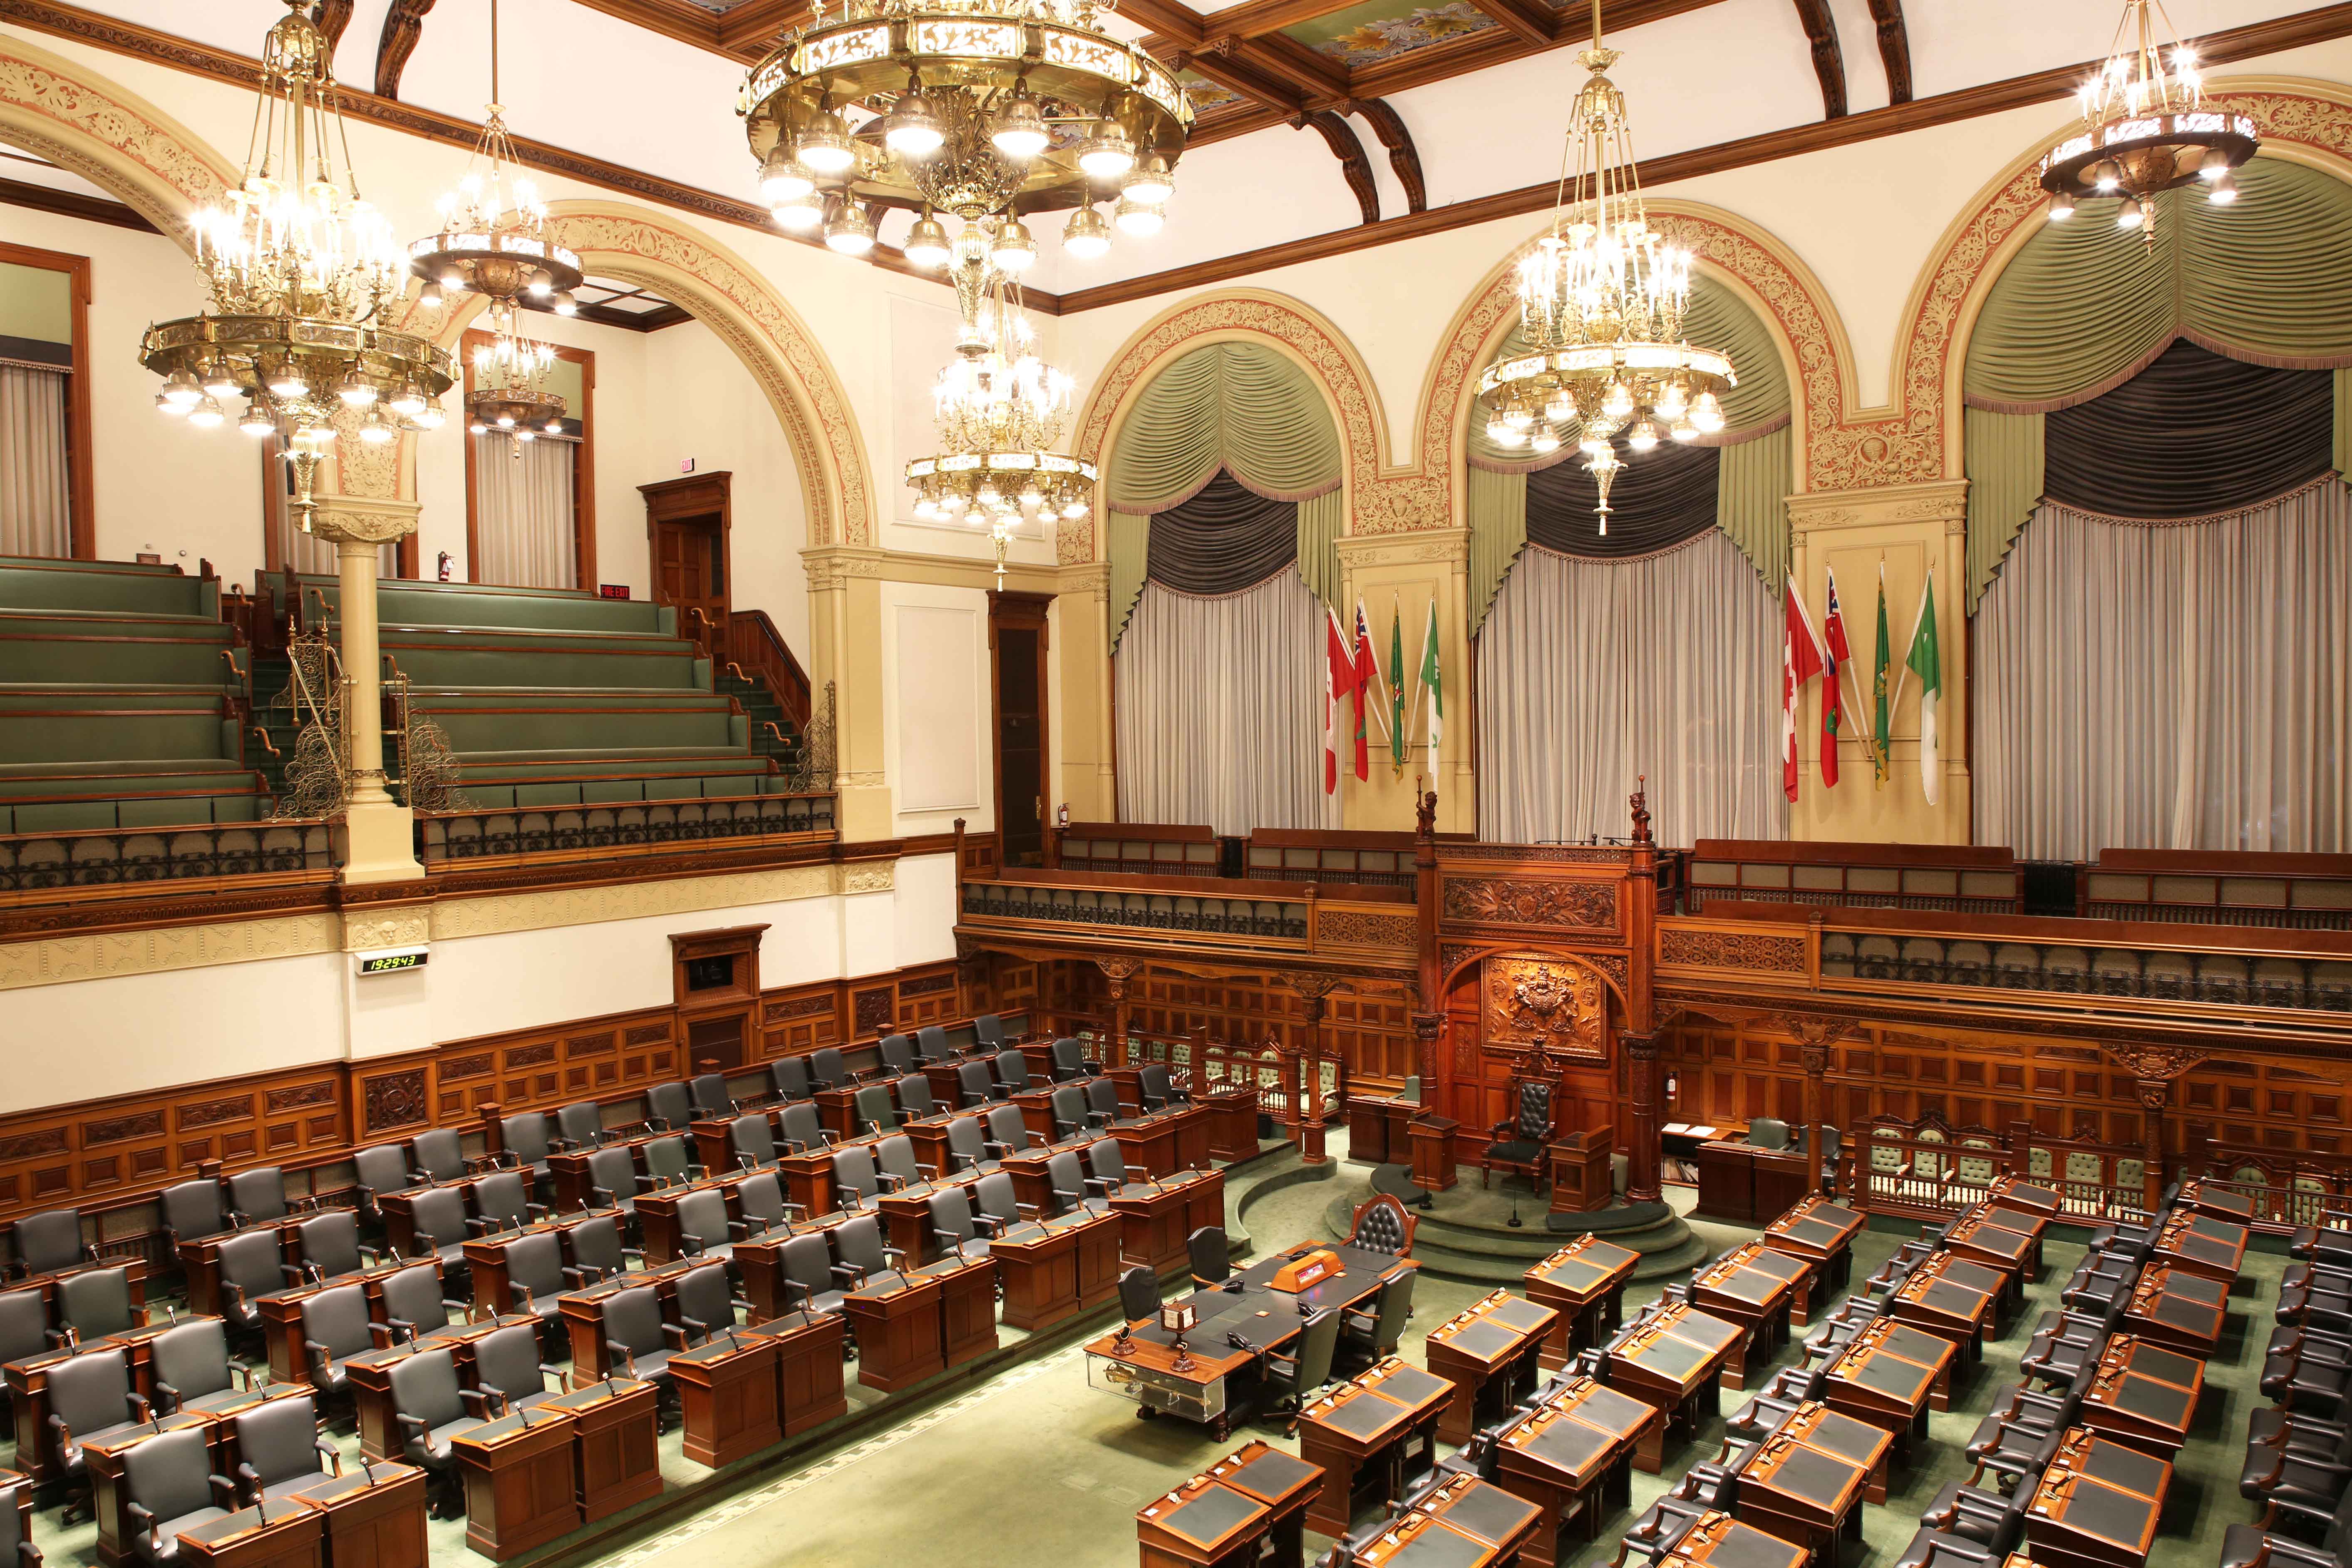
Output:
(1484, 1077), (1559, 1195)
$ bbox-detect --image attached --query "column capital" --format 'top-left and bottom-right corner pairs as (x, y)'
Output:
(309, 496), (419, 547)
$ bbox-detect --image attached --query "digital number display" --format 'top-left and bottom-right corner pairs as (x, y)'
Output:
(356, 950), (427, 975)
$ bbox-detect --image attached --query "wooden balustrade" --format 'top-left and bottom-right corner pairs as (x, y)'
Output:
(727, 608), (812, 728)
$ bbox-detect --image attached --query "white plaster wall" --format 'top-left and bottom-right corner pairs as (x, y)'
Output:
(1, 951), (343, 1116)
(879, 583), (995, 836)
(0, 203), (263, 578)
(891, 852), (961, 967)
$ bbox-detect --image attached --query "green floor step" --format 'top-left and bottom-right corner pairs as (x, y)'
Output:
(0, 558), (218, 618)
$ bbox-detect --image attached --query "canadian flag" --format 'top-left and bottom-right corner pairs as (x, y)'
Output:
(1323, 606), (1354, 794)
(1782, 585), (1826, 803)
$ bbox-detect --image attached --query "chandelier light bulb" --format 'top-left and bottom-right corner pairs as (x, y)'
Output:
(390, 384), (427, 418)
(2116, 195), (2146, 229)
(496, 413), (517, 428)
(1062, 498), (1087, 519)
(1064, 205), (1112, 260)
(760, 150), (817, 204)
(1019, 484), (1043, 508)
(1627, 419), (1661, 451)
(1079, 122), (1136, 179)
(798, 112), (858, 175)
(1494, 424), (1528, 449)
(2198, 147), (2232, 181)
(1530, 427), (1561, 455)
(239, 402), (276, 436)
(825, 204), (877, 257)
(439, 265), (466, 290)
(1669, 420), (1697, 442)
(266, 365), (308, 400)
(976, 482), (1001, 508)
(526, 268), (553, 298)
(552, 290), (578, 316)
(2091, 161), (2121, 192)
(2208, 172), (2237, 204)
(1503, 403), (1535, 432)
(1484, 414), (1509, 443)
(187, 396), (225, 429)
(414, 402), (446, 430)
(1602, 379), (1634, 420)
(1690, 390), (1724, 432)
(155, 390), (186, 417)
(359, 413), (395, 445)
(773, 193), (823, 232)
(470, 419), (490, 434)
(1123, 155), (1174, 204)
(905, 214), (953, 268)
(884, 92), (945, 158)
(2047, 189), (2077, 222)
(1654, 380), (1689, 421)
(991, 92), (1049, 161)
(1114, 198), (1164, 237)
(337, 370), (379, 408)
(991, 219), (1038, 273)
(516, 428), (536, 442)
(417, 280), (444, 309)
(544, 418), (564, 434)
(162, 370), (203, 408)
(200, 364), (238, 399)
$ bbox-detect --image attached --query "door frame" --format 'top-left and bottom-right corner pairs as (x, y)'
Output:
(462, 331), (597, 588)
(638, 471), (733, 655)
(989, 589), (1054, 868)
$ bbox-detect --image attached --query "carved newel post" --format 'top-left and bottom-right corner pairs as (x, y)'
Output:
(1623, 780), (1662, 1203)
(1801, 1040), (1831, 1196)
(1282, 971), (1344, 1164)
(312, 496), (423, 884)
(1622, 1030), (1662, 1203)
(2135, 1078), (2172, 1212)
(1096, 955), (1139, 1069)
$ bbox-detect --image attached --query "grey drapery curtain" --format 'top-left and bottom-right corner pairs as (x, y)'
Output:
(1974, 476), (2352, 857)
(0, 365), (70, 558)
(1475, 530), (1783, 846)
(1106, 342), (1345, 646)
(1115, 573), (1344, 834)
(1142, 471), (1300, 594)
(473, 435), (578, 590)
(1468, 277), (1794, 628)
(1962, 157), (2352, 606)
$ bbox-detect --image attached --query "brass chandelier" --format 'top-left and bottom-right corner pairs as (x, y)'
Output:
(2039, 0), (2257, 235)
(412, 0), (576, 448)
(737, 0), (1191, 268)
(141, 0), (453, 526)
(906, 224), (1093, 581)
(1475, 0), (1733, 532)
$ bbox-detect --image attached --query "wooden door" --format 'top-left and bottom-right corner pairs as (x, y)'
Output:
(990, 591), (1053, 868)
(638, 473), (733, 661)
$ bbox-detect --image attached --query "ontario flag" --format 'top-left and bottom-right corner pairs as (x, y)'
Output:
(1782, 584), (1825, 803)
(1350, 599), (1377, 782)
(1323, 606), (1354, 794)
(1819, 568), (1853, 788)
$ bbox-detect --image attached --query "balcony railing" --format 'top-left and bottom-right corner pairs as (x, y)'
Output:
(421, 793), (836, 866)
(0, 820), (338, 902)
(961, 880), (1310, 940)
(1821, 927), (2352, 1016)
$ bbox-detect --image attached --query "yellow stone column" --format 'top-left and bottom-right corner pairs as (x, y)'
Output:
(308, 496), (424, 886)
(804, 544), (893, 842)
(1786, 479), (1970, 844)
(1051, 561), (1116, 822)
(1332, 529), (1472, 834)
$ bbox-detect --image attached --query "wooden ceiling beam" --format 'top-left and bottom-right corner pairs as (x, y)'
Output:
(1115, 0), (1211, 47)
(1346, 97), (1426, 212)
(1790, 0), (1848, 118)
(1229, 33), (1352, 101)
(1866, 0), (1914, 104)
(715, 0), (809, 56)
(1471, 0), (1561, 49)
(563, 0), (726, 53)
(1171, 43), (1306, 115)
(375, 0), (437, 102)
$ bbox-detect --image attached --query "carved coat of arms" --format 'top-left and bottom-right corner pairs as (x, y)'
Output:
(1484, 957), (1608, 1063)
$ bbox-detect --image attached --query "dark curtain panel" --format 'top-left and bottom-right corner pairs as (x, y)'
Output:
(2045, 338), (2334, 518)
(1527, 439), (1722, 558)
(1145, 468), (1300, 594)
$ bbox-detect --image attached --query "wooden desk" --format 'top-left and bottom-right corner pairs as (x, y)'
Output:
(671, 1330), (780, 1468)
(462, 1211), (621, 1312)
(1523, 1237), (1636, 1369)
(1985, 1176), (2064, 1221)
(1888, 1255), (1998, 1360)
(1546, 1131), (1615, 1216)
(1297, 1358), (1451, 1537)
(257, 1267), (409, 1387)
(2151, 1212), (2246, 1285)
(2077, 1336), (2203, 1461)
(452, 1407), (579, 1561)
(2021, 1429), (2170, 1568)
(1202, 1441), (1323, 1568)
(2121, 1265), (2225, 1359)
(345, 1317), (524, 1462)
(918, 1253), (999, 1369)
(814, 1084), (863, 1143)
(86, 1413), (214, 1567)
(744, 1310), (848, 1437)
(1602, 1305), (1742, 1460)
(557, 1259), (697, 1386)
(635, 1172), (747, 1265)
(1348, 1094), (1424, 1168)
(1971, 1203), (2050, 1277)
(1760, 1198), (1864, 1292)
(1689, 1248), (1798, 1387)
(1397, 1473), (1543, 1567)
(175, 1500), (325, 1568)
(1111, 1169), (1226, 1274)
(543, 1377), (662, 1522)
(877, 1175), (975, 1265)
(377, 1184), (473, 1261)
(1776, 1400), (1893, 1506)
(1660, 1511), (1807, 1568)
(1137, 1474), (1278, 1568)
(1732, 1429), (1868, 1567)
(1201, 1087), (1260, 1164)
(290, 1463), (429, 1568)
(1537, 1377), (1660, 1479)
(546, 1133), (660, 1213)
(1942, 1218), (2035, 1307)
(1694, 1139), (1809, 1225)
(2176, 1178), (2257, 1226)
(843, 1272), (944, 1392)
(1408, 1118), (1460, 1195)
(1110, 1108), (1181, 1180)
(1493, 1398), (1630, 1565)
(986, 1211), (1082, 1331)
(1820, 1319), (1953, 1453)
(1425, 1290), (1557, 1444)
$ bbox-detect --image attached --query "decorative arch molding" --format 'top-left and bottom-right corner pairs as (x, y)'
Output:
(0, 30), (231, 241)
(1425, 199), (1831, 498)
(538, 204), (875, 549)
(1069, 290), (1435, 561)
(1900, 77), (2352, 482)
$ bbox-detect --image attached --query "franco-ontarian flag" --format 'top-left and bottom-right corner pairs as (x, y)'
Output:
(1903, 566), (1943, 805)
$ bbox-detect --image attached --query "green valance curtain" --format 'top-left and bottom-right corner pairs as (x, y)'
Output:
(1467, 277), (1794, 632)
(1962, 156), (2352, 607)
(1106, 342), (1344, 648)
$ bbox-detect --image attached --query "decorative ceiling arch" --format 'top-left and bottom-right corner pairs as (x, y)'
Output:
(1895, 75), (2352, 485)
(1068, 288), (1436, 563)
(538, 203), (876, 550)
(0, 29), (232, 242)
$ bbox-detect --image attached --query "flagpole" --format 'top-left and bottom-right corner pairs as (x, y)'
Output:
(1888, 565), (1933, 717)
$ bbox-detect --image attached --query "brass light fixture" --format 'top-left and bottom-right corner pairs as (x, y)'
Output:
(737, 0), (1192, 269)
(412, 0), (575, 449)
(2039, 0), (2257, 236)
(1473, 0), (1733, 532)
(140, 0), (452, 527)
(905, 222), (1093, 581)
